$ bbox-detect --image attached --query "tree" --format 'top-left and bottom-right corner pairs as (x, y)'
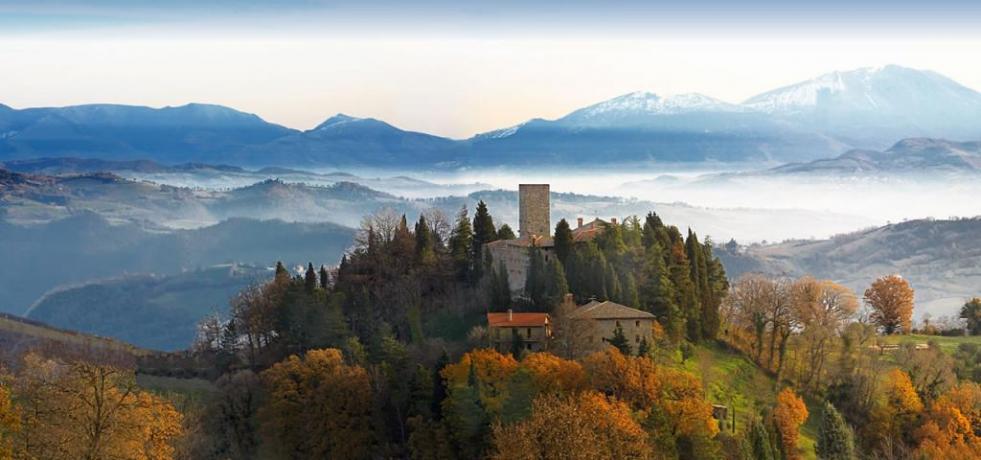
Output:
(524, 246), (546, 308)
(607, 322), (632, 356)
(773, 388), (809, 460)
(543, 258), (569, 310)
(496, 224), (516, 240)
(490, 392), (652, 460)
(0, 383), (19, 460)
(415, 214), (437, 265)
(304, 262), (317, 292)
(864, 275), (915, 334)
(749, 418), (776, 460)
(554, 218), (573, 264)
(816, 402), (855, 460)
(488, 261), (511, 312)
(10, 356), (182, 460)
(448, 205), (473, 281)
(960, 298), (981, 335)
(471, 200), (497, 281)
(259, 348), (373, 459)
(319, 265), (329, 290)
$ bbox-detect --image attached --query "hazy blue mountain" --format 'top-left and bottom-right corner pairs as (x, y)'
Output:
(27, 265), (269, 351)
(236, 113), (463, 167)
(0, 103), (296, 163)
(766, 138), (981, 175)
(744, 65), (981, 147)
(2, 66), (980, 168)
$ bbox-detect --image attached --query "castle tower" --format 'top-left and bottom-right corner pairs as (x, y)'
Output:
(519, 184), (550, 239)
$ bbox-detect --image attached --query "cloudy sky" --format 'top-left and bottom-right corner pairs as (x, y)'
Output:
(2, 1), (981, 138)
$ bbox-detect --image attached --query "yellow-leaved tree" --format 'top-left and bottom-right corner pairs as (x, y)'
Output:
(258, 348), (374, 459)
(914, 382), (981, 459)
(10, 354), (182, 460)
(0, 383), (19, 460)
(490, 391), (652, 460)
(863, 275), (914, 334)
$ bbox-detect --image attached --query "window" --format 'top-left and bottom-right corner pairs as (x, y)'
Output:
(635, 335), (640, 343)
(526, 327), (532, 338)
(635, 320), (641, 328)
(615, 320), (621, 328)
(526, 343), (533, 350)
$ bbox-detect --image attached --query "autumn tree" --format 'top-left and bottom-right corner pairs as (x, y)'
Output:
(864, 275), (914, 334)
(816, 402), (855, 460)
(490, 392), (652, 460)
(258, 348), (373, 459)
(792, 278), (858, 391)
(10, 355), (182, 460)
(913, 382), (981, 459)
(0, 383), (18, 460)
(773, 387), (809, 460)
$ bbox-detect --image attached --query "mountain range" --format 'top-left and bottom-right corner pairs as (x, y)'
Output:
(2, 65), (980, 168)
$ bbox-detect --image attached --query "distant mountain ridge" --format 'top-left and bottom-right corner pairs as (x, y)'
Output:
(1, 65), (979, 168)
(766, 138), (981, 175)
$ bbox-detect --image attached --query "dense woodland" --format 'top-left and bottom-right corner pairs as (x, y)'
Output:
(0, 202), (979, 459)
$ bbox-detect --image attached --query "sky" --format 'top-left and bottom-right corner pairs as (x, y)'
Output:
(2, 1), (981, 138)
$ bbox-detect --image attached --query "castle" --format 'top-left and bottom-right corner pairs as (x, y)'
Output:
(485, 184), (609, 293)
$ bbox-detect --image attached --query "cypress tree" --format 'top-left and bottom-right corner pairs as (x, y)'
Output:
(415, 214), (436, 265)
(553, 218), (573, 264)
(449, 206), (473, 281)
(605, 262), (622, 303)
(274, 261), (290, 283)
(524, 246), (546, 308)
(749, 418), (776, 460)
(471, 200), (497, 281)
(304, 262), (317, 292)
(543, 258), (569, 309)
(319, 265), (329, 290)
(816, 402), (855, 460)
(432, 350), (449, 420)
(501, 369), (536, 424)
(642, 241), (681, 341)
(638, 336), (651, 357)
(489, 261), (511, 311)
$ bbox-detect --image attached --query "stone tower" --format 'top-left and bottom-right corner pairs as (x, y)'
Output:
(519, 184), (550, 239)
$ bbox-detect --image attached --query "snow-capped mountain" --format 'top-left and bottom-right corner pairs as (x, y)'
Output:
(744, 65), (981, 145)
(560, 91), (746, 126)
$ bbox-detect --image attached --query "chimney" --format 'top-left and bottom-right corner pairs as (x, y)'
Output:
(507, 309), (513, 321)
(577, 217), (583, 229)
(611, 217), (618, 225)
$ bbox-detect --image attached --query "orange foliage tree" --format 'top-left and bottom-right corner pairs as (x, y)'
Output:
(258, 348), (373, 459)
(441, 348), (519, 415)
(863, 275), (914, 334)
(490, 391), (652, 460)
(914, 382), (981, 459)
(773, 388), (809, 460)
(519, 352), (587, 394)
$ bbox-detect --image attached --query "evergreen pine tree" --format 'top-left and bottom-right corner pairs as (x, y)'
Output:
(415, 214), (436, 265)
(471, 200), (497, 281)
(553, 218), (573, 264)
(496, 224), (516, 240)
(304, 262), (317, 292)
(638, 336), (651, 357)
(501, 369), (536, 424)
(432, 350), (450, 420)
(621, 272), (640, 308)
(274, 261), (290, 283)
(525, 246), (546, 308)
(489, 261), (511, 311)
(543, 258), (569, 309)
(702, 240), (728, 340)
(668, 231), (700, 343)
(449, 206), (473, 281)
(816, 402), (855, 460)
(319, 265), (329, 290)
(445, 363), (489, 458)
(641, 241), (682, 341)
(605, 262), (622, 303)
(608, 322), (632, 355)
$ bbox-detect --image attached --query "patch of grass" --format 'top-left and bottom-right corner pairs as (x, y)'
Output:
(879, 334), (980, 355)
(680, 341), (820, 460)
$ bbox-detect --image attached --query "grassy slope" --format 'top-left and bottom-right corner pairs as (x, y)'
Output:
(681, 342), (820, 460)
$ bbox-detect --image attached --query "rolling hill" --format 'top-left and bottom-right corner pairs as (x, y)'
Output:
(717, 217), (981, 318)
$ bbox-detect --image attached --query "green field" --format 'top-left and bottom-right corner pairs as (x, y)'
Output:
(879, 333), (980, 354)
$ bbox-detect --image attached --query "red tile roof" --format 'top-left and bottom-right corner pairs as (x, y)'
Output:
(487, 312), (549, 327)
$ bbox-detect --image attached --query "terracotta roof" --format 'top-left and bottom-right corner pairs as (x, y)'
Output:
(567, 301), (655, 320)
(487, 312), (549, 327)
